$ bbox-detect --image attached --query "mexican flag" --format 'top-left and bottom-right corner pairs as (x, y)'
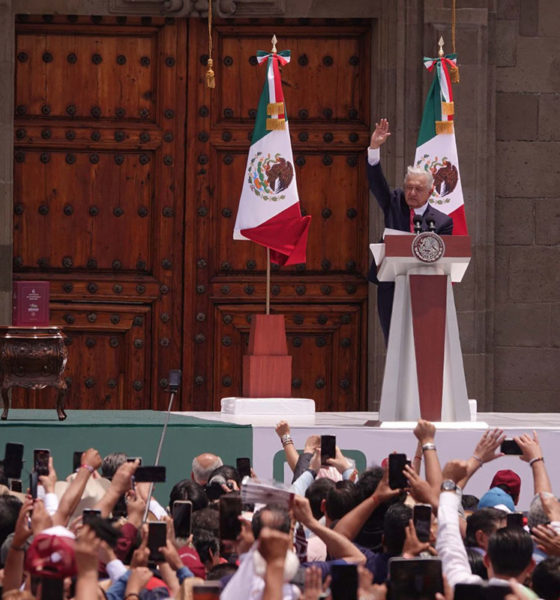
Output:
(414, 53), (468, 235)
(233, 49), (311, 265)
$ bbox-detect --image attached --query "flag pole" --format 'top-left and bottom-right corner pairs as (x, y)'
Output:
(266, 248), (270, 315)
(264, 33), (276, 317)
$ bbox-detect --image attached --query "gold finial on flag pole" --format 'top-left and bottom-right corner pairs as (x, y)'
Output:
(438, 36), (445, 57)
(271, 34), (278, 54)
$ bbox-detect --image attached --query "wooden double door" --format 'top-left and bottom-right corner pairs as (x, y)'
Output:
(12, 14), (372, 412)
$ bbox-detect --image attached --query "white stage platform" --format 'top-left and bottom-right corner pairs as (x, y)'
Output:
(175, 411), (560, 510)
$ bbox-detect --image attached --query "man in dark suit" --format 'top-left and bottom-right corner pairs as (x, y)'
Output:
(367, 118), (453, 344)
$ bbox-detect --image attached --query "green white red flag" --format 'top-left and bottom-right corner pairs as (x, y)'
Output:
(414, 53), (468, 235)
(233, 49), (311, 265)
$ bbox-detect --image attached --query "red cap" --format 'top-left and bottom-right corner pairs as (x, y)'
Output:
(25, 533), (76, 578)
(490, 469), (521, 505)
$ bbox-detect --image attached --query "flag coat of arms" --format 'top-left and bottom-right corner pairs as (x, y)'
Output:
(414, 53), (468, 235)
(233, 49), (311, 265)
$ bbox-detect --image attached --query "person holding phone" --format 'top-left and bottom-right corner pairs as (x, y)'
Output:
(104, 517), (196, 599)
(436, 459), (536, 593)
(34, 454), (59, 516)
(52, 448), (103, 526)
(514, 430), (553, 498)
(2, 497), (34, 594)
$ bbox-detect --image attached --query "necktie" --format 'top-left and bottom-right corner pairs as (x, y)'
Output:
(410, 208), (415, 233)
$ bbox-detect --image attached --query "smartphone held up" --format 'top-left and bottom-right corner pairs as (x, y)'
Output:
(388, 453), (409, 490)
(33, 448), (50, 476)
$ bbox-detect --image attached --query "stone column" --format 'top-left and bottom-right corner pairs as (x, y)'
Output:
(0, 0), (13, 325)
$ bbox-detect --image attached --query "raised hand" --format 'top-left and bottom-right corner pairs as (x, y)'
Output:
(372, 466), (402, 505)
(441, 460), (468, 485)
(275, 420), (291, 438)
(125, 489), (146, 528)
(539, 491), (560, 522)
(413, 420), (436, 445)
(39, 456), (57, 493)
(12, 497), (34, 548)
(303, 565), (328, 600)
(75, 525), (101, 573)
(259, 526), (291, 563)
(158, 516), (183, 570)
(309, 447), (322, 474)
(514, 430), (543, 463)
(369, 118), (391, 149)
(404, 464), (438, 508)
(472, 428), (505, 464)
(81, 448), (102, 472)
(31, 498), (53, 533)
(531, 524), (560, 556)
(292, 495), (315, 528)
(402, 519), (436, 558)
(326, 446), (352, 474)
(304, 435), (321, 454)
(130, 523), (150, 567)
(111, 459), (139, 495)
(126, 567), (153, 597)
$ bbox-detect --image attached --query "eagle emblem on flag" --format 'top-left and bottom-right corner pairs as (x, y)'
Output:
(415, 154), (459, 205)
(247, 152), (294, 201)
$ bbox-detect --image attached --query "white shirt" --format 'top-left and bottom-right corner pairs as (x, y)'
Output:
(437, 491), (482, 588)
(437, 492), (538, 595)
(220, 545), (301, 600)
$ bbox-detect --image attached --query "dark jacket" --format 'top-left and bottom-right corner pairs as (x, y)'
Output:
(367, 161), (453, 283)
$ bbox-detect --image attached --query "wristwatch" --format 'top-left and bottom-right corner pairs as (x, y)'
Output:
(441, 479), (460, 493)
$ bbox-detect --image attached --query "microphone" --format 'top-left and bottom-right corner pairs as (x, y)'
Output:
(427, 218), (436, 232)
(413, 215), (423, 234)
(168, 369), (182, 393)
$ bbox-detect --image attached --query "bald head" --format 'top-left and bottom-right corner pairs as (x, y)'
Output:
(192, 453), (223, 485)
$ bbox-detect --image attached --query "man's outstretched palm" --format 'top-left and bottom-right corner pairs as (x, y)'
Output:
(369, 118), (391, 149)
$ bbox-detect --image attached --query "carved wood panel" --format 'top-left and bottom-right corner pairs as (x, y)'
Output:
(12, 16), (372, 412)
(185, 19), (372, 410)
(13, 15), (186, 411)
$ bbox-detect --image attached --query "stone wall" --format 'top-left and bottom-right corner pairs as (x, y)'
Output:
(494, 0), (560, 411)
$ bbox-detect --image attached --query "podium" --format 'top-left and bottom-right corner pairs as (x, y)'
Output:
(371, 234), (471, 422)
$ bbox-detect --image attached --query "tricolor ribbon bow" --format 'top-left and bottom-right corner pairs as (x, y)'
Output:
(423, 53), (459, 102)
(256, 50), (291, 130)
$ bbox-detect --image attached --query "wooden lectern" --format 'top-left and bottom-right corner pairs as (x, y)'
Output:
(372, 234), (471, 422)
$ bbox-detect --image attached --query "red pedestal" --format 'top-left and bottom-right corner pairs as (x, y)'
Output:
(242, 314), (292, 398)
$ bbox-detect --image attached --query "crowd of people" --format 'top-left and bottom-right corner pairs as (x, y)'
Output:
(0, 420), (559, 599)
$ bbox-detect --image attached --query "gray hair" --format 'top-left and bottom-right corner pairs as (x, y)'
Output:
(101, 452), (127, 480)
(192, 453), (223, 485)
(404, 166), (433, 189)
